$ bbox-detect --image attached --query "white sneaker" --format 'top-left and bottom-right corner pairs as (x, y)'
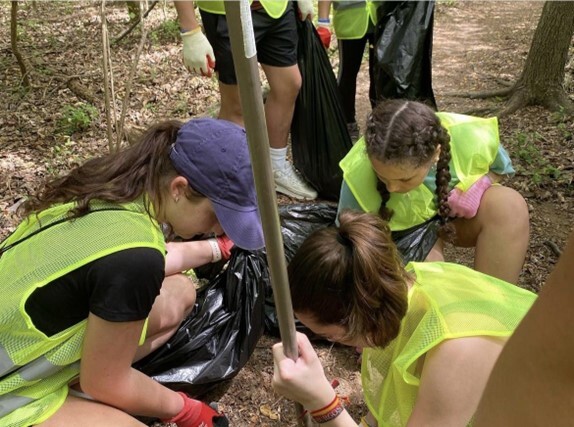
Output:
(273, 164), (318, 200)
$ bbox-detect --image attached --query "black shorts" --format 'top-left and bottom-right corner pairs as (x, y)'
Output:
(200, 3), (298, 85)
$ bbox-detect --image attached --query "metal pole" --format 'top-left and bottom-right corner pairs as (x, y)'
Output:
(223, 2), (311, 426)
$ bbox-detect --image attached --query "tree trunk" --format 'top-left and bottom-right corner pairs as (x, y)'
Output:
(502, 1), (574, 115)
(10, 0), (30, 88)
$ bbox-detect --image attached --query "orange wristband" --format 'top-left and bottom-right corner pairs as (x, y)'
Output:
(310, 395), (344, 424)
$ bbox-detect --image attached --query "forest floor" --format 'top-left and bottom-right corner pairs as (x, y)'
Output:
(1, 1), (573, 426)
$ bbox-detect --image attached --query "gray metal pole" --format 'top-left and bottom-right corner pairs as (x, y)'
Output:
(223, 2), (311, 426)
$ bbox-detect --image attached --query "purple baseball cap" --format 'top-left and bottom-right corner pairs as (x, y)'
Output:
(169, 118), (264, 250)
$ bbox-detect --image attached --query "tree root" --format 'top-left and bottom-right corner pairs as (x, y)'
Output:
(443, 86), (514, 100)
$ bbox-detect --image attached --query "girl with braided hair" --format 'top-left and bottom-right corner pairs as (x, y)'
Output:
(272, 210), (536, 427)
(339, 99), (529, 284)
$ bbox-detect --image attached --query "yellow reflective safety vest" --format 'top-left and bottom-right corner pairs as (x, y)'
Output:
(0, 199), (165, 427)
(332, 1), (381, 39)
(339, 112), (500, 230)
(196, 0), (289, 19)
(362, 262), (536, 427)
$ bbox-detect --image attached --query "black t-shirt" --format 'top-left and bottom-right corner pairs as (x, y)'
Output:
(25, 247), (165, 336)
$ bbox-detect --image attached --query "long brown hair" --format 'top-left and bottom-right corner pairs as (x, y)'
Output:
(22, 120), (196, 219)
(365, 100), (452, 228)
(288, 210), (409, 348)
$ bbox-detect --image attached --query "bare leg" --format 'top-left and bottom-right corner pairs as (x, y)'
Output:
(261, 63), (301, 149)
(453, 185), (529, 284)
(217, 81), (243, 126)
(35, 395), (146, 427)
(134, 274), (196, 362)
(425, 238), (445, 262)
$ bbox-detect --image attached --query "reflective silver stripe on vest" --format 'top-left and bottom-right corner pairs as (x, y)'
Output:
(0, 345), (17, 378)
(18, 355), (67, 382)
(0, 393), (34, 418)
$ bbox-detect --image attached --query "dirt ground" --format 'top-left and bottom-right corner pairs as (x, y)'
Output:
(1, 1), (573, 426)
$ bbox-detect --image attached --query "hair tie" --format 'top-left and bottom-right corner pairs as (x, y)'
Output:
(336, 232), (352, 248)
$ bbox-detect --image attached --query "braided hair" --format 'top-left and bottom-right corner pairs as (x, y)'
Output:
(365, 100), (453, 233)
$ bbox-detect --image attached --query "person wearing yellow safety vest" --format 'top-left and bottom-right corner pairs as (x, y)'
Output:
(174, 0), (318, 201)
(272, 210), (536, 427)
(0, 118), (264, 427)
(338, 99), (529, 285)
(317, 0), (381, 142)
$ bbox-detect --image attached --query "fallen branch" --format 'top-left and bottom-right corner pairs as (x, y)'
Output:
(544, 240), (562, 258)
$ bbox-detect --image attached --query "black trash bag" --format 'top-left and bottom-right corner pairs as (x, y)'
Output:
(264, 203), (338, 336)
(374, 0), (437, 109)
(392, 216), (441, 264)
(291, 20), (353, 201)
(134, 249), (267, 397)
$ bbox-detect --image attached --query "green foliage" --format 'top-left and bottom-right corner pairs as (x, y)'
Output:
(509, 130), (565, 187)
(150, 19), (180, 44)
(57, 103), (98, 136)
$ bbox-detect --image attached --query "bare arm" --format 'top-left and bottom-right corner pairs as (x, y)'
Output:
(407, 336), (505, 427)
(164, 240), (213, 276)
(318, 0), (332, 20)
(273, 332), (359, 426)
(79, 313), (182, 418)
(474, 229), (574, 426)
(174, 1), (200, 31)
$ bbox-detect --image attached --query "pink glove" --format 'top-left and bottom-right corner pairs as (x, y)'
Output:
(216, 235), (234, 260)
(448, 175), (492, 219)
(162, 392), (228, 427)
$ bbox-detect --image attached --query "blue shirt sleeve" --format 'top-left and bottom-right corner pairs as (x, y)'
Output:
(491, 145), (515, 176)
(336, 180), (363, 226)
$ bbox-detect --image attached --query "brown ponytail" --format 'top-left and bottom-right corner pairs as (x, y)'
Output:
(22, 120), (184, 218)
(288, 210), (409, 348)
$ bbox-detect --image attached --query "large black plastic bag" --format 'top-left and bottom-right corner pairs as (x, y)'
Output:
(264, 203), (338, 336)
(134, 249), (267, 397)
(290, 20), (353, 201)
(392, 216), (441, 263)
(374, 1), (437, 108)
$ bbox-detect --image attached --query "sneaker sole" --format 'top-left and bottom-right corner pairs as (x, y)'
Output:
(275, 184), (317, 200)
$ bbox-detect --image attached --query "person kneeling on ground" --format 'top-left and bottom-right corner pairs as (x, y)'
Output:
(273, 210), (536, 426)
(0, 118), (263, 427)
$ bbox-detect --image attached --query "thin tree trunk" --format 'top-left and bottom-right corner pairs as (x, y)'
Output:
(10, 1), (30, 88)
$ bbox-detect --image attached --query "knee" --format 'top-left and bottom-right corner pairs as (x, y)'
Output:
(269, 72), (301, 102)
(480, 186), (529, 234)
(166, 274), (197, 321)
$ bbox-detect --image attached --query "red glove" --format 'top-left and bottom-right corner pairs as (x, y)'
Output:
(216, 235), (234, 260)
(316, 25), (332, 49)
(162, 392), (228, 427)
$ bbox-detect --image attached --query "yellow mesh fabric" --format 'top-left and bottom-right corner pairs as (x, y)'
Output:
(196, 0), (288, 18)
(340, 113), (500, 230)
(0, 199), (165, 426)
(361, 262), (536, 426)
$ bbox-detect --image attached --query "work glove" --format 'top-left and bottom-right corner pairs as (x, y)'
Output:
(162, 392), (229, 427)
(447, 175), (492, 219)
(316, 19), (332, 49)
(216, 235), (234, 261)
(296, 0), (314, 21)
(181, 27), (216, 77)
(207, 235), (234, 262)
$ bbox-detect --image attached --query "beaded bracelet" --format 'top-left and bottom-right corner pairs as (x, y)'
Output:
(310, 395), (344, 424)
